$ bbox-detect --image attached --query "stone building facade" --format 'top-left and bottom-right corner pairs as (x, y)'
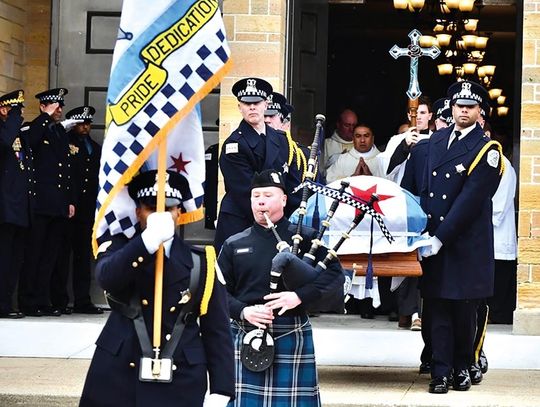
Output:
(2, 0), (538, 333)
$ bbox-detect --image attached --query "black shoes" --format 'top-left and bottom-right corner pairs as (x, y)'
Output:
(428, 376), (449, 394)
(0, 309), (25, 319)
(479, 350), (488, 373)
(388, 311), (399, 322)
(41, 306), (61, 317)
(73, 304), (104, 314)
(22, 307), (43, 317)
(469, 362), (483, 384)
(419, 362), (431, 374)
(453, 369), (472, 391)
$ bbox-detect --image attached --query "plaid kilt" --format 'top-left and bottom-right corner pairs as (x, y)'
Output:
(228, 315), (321, 407)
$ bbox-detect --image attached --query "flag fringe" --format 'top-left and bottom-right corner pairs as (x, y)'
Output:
(92, 58), (233, 256)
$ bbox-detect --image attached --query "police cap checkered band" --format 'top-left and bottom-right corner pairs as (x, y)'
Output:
(232, 77), (273, 103)
(66, 106), (96, 122)
(265, 92), (287, 116)
(128, 169), (191, 206)
(448, 80), (487, 106)
(0, 89), (24, 107)
(35, 88), (68, 106)
(433, 98), (451, 121)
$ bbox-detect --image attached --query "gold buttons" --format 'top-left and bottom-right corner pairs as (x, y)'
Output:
(132, 261), (138, 268)
(142, 299), (148, 306)
(129, 362), (136, 368)
(170, 306), (176, 312)
(138, 257), (144, 262)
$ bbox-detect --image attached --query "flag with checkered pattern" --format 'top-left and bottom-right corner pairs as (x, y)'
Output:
(93, 0), (231, 253)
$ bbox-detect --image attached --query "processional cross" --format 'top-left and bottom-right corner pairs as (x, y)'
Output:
(389, 29), (440, 126)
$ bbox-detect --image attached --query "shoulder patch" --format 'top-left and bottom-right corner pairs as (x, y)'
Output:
(487, 150), (500, 168)
(225, 143), (238, 154)
(97, 240), (112, 254)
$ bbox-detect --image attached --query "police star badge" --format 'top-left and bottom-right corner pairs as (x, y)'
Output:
(69, 144), (79, 155)
(455, 163), (466, 174)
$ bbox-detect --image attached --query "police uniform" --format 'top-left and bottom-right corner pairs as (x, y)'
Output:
(218, 170), (343, 407)
(419, 81), (503, 393)
(0, 90), (34, 318)
(80, 170), (235, 407)
(264, 92), (308, 215)
(50, 106), (103, 313)
(19, 88), (75, 316)
(214, 78), (289, 252)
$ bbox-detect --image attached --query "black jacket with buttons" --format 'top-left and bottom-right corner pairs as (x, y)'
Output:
(29, 113), (75, 218)
(419, 124), (502, 300)
(0, 109), (37, 227)
(80, 233), (235, 407)
(68, 132), (101, 222)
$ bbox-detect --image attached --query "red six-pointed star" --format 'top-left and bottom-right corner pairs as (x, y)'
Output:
(349, 184), (394, 216)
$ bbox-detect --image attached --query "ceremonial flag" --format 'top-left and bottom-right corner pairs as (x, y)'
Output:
(290, 176), (430, 254)
(93, 0), (231, 253)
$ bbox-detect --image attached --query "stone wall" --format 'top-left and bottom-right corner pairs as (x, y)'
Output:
(515, 0), (540, 334)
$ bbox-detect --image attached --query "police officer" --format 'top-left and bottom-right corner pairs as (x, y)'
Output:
(263, 91), (307, 215)
(80, 170), (234, 407)
(213, 78), (290, 252)
(50, 106), (103, 314)
(418, 81), (503, 394)
(218, 169), (343, 406)
(18, 88), (80, 317)
(0, 90), (33, 318)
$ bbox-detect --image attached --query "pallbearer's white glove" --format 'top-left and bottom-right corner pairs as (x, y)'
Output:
(60, 118), (84, 131)
(419, 236), (443, 258)
(141, 212), (175, 254)
(203, 393), (230, 407)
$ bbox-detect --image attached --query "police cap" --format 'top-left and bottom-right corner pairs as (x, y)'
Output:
(127, 170), (191, 207)
(448, 80), (487, 106)
(0, 89), (24, 108)
(35, 88), (68, 106)
(66, 105), (96, 122)
(251, 169), (286, 192)
(232, 77), (272, 103)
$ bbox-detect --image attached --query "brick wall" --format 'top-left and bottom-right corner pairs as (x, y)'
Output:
(519, 1), (540, 310)
(0, 1), (26, 93)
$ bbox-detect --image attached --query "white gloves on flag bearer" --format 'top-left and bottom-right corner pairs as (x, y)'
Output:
(419, 235), (443, 259)
(141, 212), (175, 254)
(203, 393), (230, 407)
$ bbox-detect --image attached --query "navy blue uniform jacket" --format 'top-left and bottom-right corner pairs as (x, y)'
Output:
(29, 113), (75, 218)
(419, 124), (502, 300)
(68, 132), (101, 222)
(80, 234), (235, 407)
(218, 218), (343, 320)
(218, 120), (289, 223)
(401, 138), (429, 196)
(0, 110), (36, 227)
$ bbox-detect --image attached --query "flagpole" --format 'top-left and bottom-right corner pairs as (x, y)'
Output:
(153, 139), (167, 352)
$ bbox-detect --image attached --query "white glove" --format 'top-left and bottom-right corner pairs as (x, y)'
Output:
(60, 118), (84, 131)
(419, 236), (443, 258)
(141, 212), (175, 254)
(203, 393), (230, 407)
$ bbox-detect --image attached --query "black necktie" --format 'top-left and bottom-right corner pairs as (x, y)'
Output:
(448, 130), (461, 149)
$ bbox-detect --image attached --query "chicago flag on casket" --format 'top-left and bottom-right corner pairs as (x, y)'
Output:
(92, 0), (231, 253)
(290, 175), (429, 254)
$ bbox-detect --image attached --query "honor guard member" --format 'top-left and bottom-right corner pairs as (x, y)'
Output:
(80, 170), (235, 407)
(418, 81), (503, 394)
(400, 97), (451, 375)
(0, 90), (34, 318)
(214, 78), (289, 252)
(264, 91), (307, 215)
(18, 88), (80, 317)
(218, 170), (343, 407)
(50, 106), (103, 314)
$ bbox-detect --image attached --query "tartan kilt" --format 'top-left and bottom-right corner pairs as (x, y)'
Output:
(228, 315), (321, 407)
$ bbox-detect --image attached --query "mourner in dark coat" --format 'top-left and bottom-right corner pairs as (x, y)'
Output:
(218, 170), (343, 407)
(18, 88), (79, 317)
(0, 90), (34, 318)
(50, 106), (103, 314)
(418, 81), (503, 394)
(80, 170), (235, 407)
(214, 78), (290, 252)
